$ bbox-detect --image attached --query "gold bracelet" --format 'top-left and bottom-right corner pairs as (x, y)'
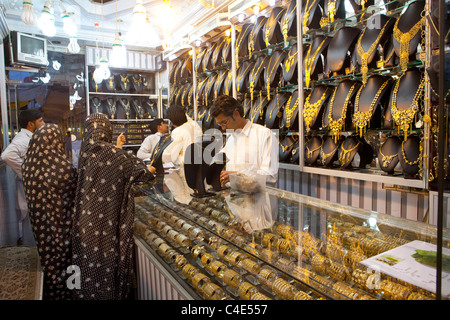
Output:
(153, 237), (165, 249)
(238, 282), (258, 300)
(157, 243), (171, 256)
(202, 282), (225, 300)
(242, 258), (261, 274)
(328, 261), (350, 282)
(192, 272), (211, 290)
(175, 234), (191, 247)
(226, 251), (246, 267)
(257, 267), (278, 288)
(223, 269), (242, 288)
(251, 292), (272, 300)
(190, 227), (205, 241)
(332, 281), (359, 300)
(191, 244), (206, 258)
(217, 245), (231, 259)
(380, 280), (411, 300)
(294, 290), (314, 300)
(182, 264), (199, 280)
(200, 253), (215, 268)
(272, 278), (296, 300)
(208, 260), (228, 278)
(174, 254), (188, 270)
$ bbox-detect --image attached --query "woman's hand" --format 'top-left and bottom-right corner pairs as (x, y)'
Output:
(116, 132), (126, 149)
(220, 170), (236, 185)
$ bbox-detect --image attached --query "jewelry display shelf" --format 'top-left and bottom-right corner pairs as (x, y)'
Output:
(132, 174), (449, 300)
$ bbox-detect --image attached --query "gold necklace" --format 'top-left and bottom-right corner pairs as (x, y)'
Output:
(353, 79), (390, 137)
(391, 74), (424, 140)
(379, 145), (398, 168)
(282, 3), (297, 47)
(302, 0), (316, 31)
(248, 18), (266, 58)
(401, 138), (422, 166)
(285, 49), (298, 73)
(132, 75), (143, 87)
(214, 72), (227, 99)
(328, 83), (357, 143)
(249, 59), (266, 101)
(284, 94), (299, 128)
(120, 98), (131, 119)
(106, 75), (115, 88)
(280, 138), (297, 152)
(327, 0), (337, 24)
(198, 108), (207, 120)
(120, 74), (130, 90)
(266, 53), (284, 100)
(225, 70), (232, 95)
(150, 135), (171, 166)
(106, 99), (116, 119)
(304, 88), (329, 131)
(356, 19), (391, 85)
(237, 62), (253, 93)
(250, 96), (265, 123)
(306, 139), (324, 158)
(92, 99), (102, 113)
(321, 143), (340, 163)
(236, 26), (250, 68)
(393, 16), (425, 72)
(268, 90), (279, 119)
(265, 9), (285, 46)
(304, 37), (327, 89)
(339, 141), (361, 166)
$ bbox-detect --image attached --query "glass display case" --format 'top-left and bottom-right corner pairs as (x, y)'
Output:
(133, 171), (450, 300)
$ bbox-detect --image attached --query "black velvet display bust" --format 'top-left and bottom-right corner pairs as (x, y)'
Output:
(320, 135), (343, 167)
(305, 135), (323, 165)
(378, 135), (402, 174)
(325, 27), (361, 76)
(399, 134), (422, 177)
(264, 7), (286, 46)
(265, 92), (290, 129)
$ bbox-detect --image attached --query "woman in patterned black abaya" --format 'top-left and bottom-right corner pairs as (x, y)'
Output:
(71, 113), (155, 300)
(22, 123), (77, 300)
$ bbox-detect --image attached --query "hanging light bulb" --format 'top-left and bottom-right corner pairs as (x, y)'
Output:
(125, 0), (160, 46)
(61, 10), (77, 37)
(67, 36), (80, 54)
(21, 0), (37, 25)
(37, 1), (56, 37)
(111, 33), (127, 67)
(238, 13), (245, 23)
(98, 52), (111, 80)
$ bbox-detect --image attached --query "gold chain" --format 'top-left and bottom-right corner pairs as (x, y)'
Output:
(120, 74), (129, 88)
(120, 98), (131, 119)
(391, 74), (424, 140)
(379, 145), (398, 168)
(303, 88), (329, 131)
(285, 49), (298, 73)
(401, 138), (422, 166)
(265, 9), (285, 46)
(237, 62), (253, 93)
(132, 75), (142, 86)
(266, 54), (284, 100)
(328, 0), (337, 24)
(92, 99), (102, 113)
(249, 59), (266, 101)
(250, 93), (265, 122)
(235, 26), (249, 68)
(353, 79), (390, 137)
(149, 135), (171, 166)
(302, 0), (315, 31)
(106, 99), (116, 119)
(339, 141), (361, 166)
(321, 143), (340, 163)
(306, 139), (324, 158)
(393, 16), (425, 72)
(284, 94), (299, 128)
(280, 138), (297, 152)
(356, 19), (391, 85)
(282, 3), (297, 46)
(328, 83), (357, 142)
(248, 18), (266, 58)
(304, 37), (327, 89)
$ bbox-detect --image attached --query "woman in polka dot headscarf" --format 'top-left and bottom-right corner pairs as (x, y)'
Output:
(71, 113), (155, 300)
(22, 123), (77, 300)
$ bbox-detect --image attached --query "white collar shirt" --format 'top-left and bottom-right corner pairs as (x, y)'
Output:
(136, 132), (165, 160)
(222, 120), (278, 185)
(1, 129), (33, 180)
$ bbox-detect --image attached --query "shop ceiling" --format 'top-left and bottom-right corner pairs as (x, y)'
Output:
(0, 0), (247, 53)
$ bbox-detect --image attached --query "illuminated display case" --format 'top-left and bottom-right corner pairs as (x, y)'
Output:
(133, 171), (449, 300)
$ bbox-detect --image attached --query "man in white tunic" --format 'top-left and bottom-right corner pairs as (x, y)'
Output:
(1, 108), (45, 245)
(136, 118), (169, 160)
(210, 95), (278, 186)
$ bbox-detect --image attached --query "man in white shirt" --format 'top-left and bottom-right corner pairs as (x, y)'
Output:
(1, 108), (45, 245)
(210, 95), (279, 186)
(162, 106), (203, 168)
(136, 118), (169, 160)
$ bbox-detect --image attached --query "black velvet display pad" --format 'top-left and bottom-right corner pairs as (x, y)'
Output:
(325, 27), (361, 75)
(265, 92), (290, 129)
(264, 7), (286, 46)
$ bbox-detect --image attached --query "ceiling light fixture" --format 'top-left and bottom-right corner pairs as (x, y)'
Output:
(37, 0), (56, 37)
(125, 0), (160, 46)
(21, 0), (37, 25)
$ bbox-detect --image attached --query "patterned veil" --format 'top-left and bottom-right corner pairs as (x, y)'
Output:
(22, 123), (77, 300)
(71, 113), (154, 300)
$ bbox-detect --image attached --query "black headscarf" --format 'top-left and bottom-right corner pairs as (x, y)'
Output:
(71, 113), (154, 300)
(22, 123), (77, 300)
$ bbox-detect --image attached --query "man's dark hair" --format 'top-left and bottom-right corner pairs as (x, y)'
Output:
(165, 106), (187, 127)
(18, 108), (43, 129)
(210, 95), (244, 118)
(150, 118), (164, 133)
